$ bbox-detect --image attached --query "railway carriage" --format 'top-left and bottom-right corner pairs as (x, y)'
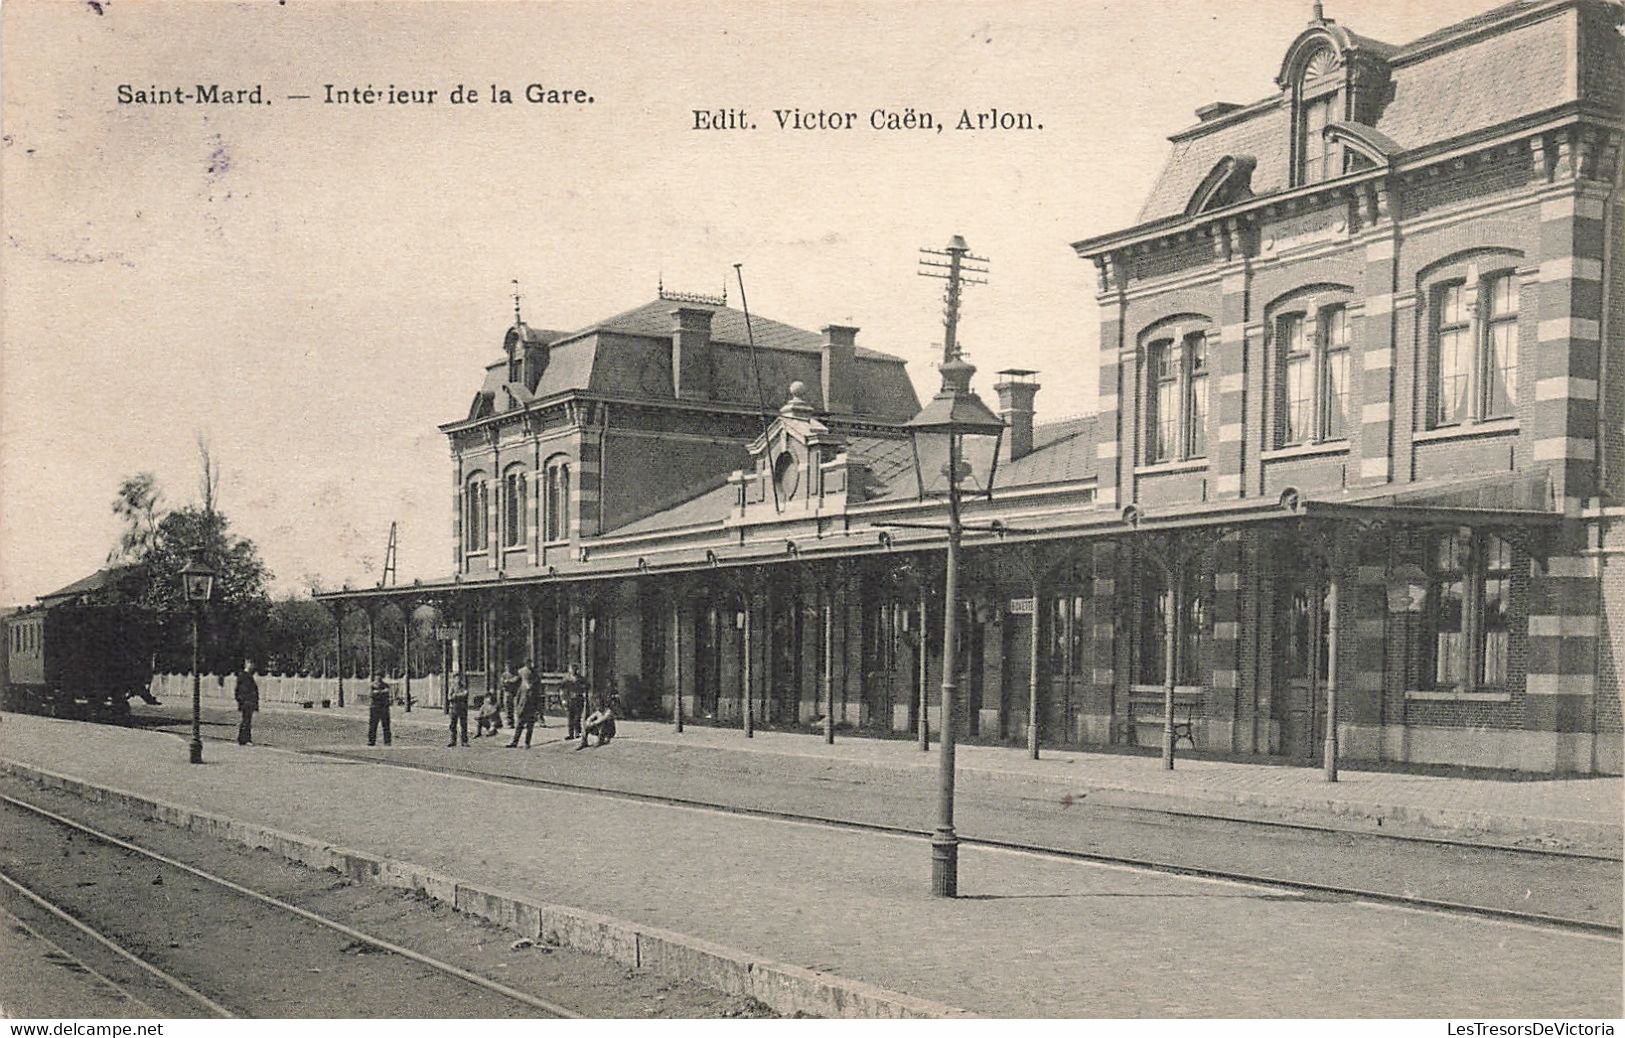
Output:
(2, 602), (157, 718)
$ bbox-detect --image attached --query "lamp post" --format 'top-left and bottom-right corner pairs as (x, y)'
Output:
(179, 553), (217, 764)
(906, 355), (1004, 898)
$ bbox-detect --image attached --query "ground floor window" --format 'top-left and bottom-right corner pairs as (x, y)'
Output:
(1421, 529), (1515, 692)
(1137, 562), (1204, 686)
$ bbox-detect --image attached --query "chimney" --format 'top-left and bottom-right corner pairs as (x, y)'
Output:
(994, 369), (1040, 462)
(1195, 101), (1243, 123)
(671, 307), (714, 401)
(821, 325), (858, 415)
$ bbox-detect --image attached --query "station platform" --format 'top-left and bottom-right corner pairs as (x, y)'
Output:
(0, 711), (1619, 1018)
(229, 690), (1622, 850)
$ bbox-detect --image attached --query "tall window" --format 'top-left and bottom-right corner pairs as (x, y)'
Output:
(1279, 314), (1313, 445)
(1433, 283), (1471, 426)
(1299, 93), (1335, 184)
(1424, 531), (1468, 688)
(1320, 306), (1350, 439)
(1143, 331), (1212, 465)
(544, 457), (571, 542)
(1430, 273), (1523, 428)
(1148, 340), (1177, 463)
(1421, 530), (1515, 691)
(1183, 333), (1209, 458)
(463, 476), (489, 553)
(1483, 273), (1519, 418)
(1137, 564), (1204, 686)
(1045, 586), (1089, 681)
(1276, 305), (1352, 447)
(503, 468), (527, 549)
(1479, 535), (1513, 688)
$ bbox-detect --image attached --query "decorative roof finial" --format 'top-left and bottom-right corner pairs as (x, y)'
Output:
(658, 272), (664, 297)
(1311, 1), (1324, 23)
(511, 279), (523, 326)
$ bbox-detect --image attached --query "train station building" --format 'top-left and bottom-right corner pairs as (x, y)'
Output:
(319, 0), (1625, 775)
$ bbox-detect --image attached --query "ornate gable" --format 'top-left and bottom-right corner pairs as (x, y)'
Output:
(728, 381), (867, 524)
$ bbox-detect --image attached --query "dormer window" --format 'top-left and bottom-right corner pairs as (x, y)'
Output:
(1294, 45), (1341, 186)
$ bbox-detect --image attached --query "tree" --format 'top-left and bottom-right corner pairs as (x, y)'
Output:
(107, 473), (163, 566)
(142, 505), (273, 672)
(263, 596), (333, 674)
(105, 459), (274, 672)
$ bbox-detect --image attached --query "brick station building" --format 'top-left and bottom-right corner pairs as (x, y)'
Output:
(320, 0), (1624, 775)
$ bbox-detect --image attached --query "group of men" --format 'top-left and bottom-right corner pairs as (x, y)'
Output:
(229, 658), (617, 751)
(445, 660), (618, 751)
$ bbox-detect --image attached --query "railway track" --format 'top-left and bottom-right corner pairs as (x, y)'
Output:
(0, 792), (581, 1019)
(304, 747), (1625, 939)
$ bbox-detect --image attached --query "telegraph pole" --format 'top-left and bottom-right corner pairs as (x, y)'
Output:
(918, 235), (988, 365)
(915, 235), (992, 898)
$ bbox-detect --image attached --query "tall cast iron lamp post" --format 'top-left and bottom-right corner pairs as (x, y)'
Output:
(180, 553), (217, 764)
(906, 354), (1003, 897)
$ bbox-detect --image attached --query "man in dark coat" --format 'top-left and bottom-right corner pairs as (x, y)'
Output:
(446, 676), (470, 747)
(367, 676), (393, 746)
(506, 675), (539, 748)
(561, 663), (587, 740)
(234, 660), (259, 745)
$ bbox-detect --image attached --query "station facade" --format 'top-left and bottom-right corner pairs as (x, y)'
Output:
(320, 0), (1624, 775)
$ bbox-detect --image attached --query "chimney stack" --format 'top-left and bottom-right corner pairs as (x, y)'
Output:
(671, 307), (714, 401)
(821, 325), (858, 415)
(994, 370), (1040, 462)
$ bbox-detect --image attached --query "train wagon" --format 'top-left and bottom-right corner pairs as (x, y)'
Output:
(2, 603), (157, 718)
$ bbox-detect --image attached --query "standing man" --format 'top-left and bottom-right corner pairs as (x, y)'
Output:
(234, 660), (259, 745)
(446, 676), (470, 747)
(516, 657), (546, 728)
(367, 675), (393, 747)
(498, 662), (520, 729)
(506, 673), (539, 748)
(561, 663), (587, 740)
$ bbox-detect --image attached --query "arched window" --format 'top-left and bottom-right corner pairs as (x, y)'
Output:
(464, 474), (489, 553)
(1140, 323), (1212, 465)
(544, 456), (571, 542)
(1265, 286), (1355, 449)
(1421, 255), (1524, 429)
(502, 465), (528, 549)
(1294, 45), (1341, 186)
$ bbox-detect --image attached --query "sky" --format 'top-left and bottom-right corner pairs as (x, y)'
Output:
(0, 0), (1496, 604)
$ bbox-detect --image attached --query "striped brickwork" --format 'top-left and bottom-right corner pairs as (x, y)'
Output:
(1206, 534), (1245, 750)
(1532, 185), (1607, 513)
(1212, 270), (1249, 499)
(576, 434), (600, 541)
(1356, 233), (1398, 485)
(1348, 552), (1391, 758)
(451, 453), (464, 572)
(1089, 544), (1117, 741)
(1096, 305), (1126, 510)
(1526, 552), (1599, 705)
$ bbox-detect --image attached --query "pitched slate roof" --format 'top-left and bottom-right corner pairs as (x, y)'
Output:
(1134, 0), (1587, 223)
(602, 411), (1101, 536)
(562, 298), (897, 361)
(468, 297), (922, 424)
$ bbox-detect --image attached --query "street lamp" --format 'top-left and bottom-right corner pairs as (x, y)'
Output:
(906, 355), (1004, 898)
(179, 553), (217, 764)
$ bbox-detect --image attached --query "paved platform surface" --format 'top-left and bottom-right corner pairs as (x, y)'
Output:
(1, 712), (1619, 1018)
(239, 692), (1623, 846)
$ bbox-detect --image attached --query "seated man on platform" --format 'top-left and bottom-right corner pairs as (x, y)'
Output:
(577, 692), (618, 749)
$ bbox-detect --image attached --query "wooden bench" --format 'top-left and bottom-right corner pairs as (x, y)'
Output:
(1125, 695), (1198, 749)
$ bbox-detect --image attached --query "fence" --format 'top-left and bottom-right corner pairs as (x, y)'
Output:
(150, 671), (447, 710)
